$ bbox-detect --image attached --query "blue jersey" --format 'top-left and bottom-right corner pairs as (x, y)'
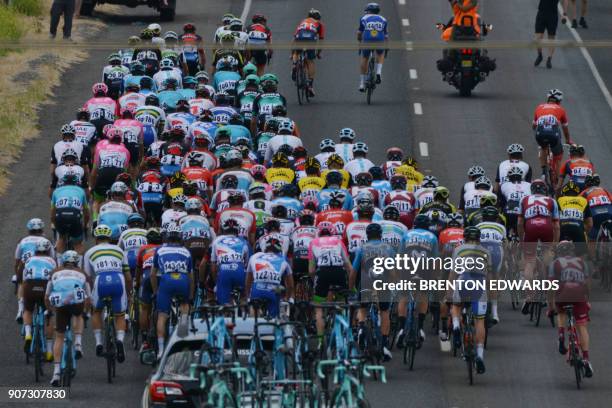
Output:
(179, 88), (196, 101)
(272, 197), (304, 220)
(153, 244), (193, 275)
(23, 256), (57, 281)
(51, 185), (87, 211)
(180, 215), (213, 240)
(124, 75), (156, 91)
(212, 71), (241, 94)
(48, 269), (89, 307)
(372, 180), (392, 208)
(378, 220), (409, 252)
(247, 252), (292, 290)
(210, 106), (238, 125)
(158, 89), (184, 111)
(359, 14), (388, 42)
(225, 124), (252, 145)
(210, 235), (251, 269)
(403, 228), (439, 257)
(98, 201), (134, 240)
(317, 188), (354, 211)
(15, 236), (54, 263)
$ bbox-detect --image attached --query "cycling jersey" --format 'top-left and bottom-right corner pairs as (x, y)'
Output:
(345, 220), (371, 256)
(500, 181), (531, 215)
(118, 92), (146, 113)
(213, 71), (241, 94)
(210, 189), (248, 214)
(214, 169), (253, 193)
(264, 168), (295, 191)
(51, 140), (88, 167)
(94, 143), (130, 172)
(165, 112), (196, 134)
(460, 188), (490, 216)
(256, 232), (290, 256)
(23, 256), (56, 281)
(290, 225), (317, 260)
(210, 106), (238, 124)
(84, 243), (128, 313)
(52, 165), (86, 190)
(308, 236), (348, 268)
(334, 144), (354, 163)
(320, 169), (351, 189)
(559, 158), (595, 189)
(154, 244), (193, 313)
(294, 18), (325, 40)
(496, 159), (532, 184)
(549, 256), (589, 304)
(158, 89), (185, 111)
(189, 98), (215, 116)
(210, 235), (251, 304)
(264, 135), (303, 163)
(118, 228), (148, 272)
(352, 239), (395, 288)
(558, 196), (590, 227)
(438, 227), (464, 257)
(298, 175), (325, 198)
(47, 269), (89, 307)
(153, 69), (183, 91)
(180, 214), (213, 240)
(476, 221), (506, 273)
(384, 190), (417, 228)
(379, 220), (409, 252)
(70, 120), (97, 147)
(358, 14), (388, 42)
(451, 243), (491, 316)
(135, 105), (166, 146)
(533, 102), (568, 127)
(519, 194), (559, 247)
(15, 236), (54, 264)
(271, 197), (303, 220)
(214, 207), (256, 238)
(52, 184), (88, 240)
(237, 90), (259, 121)
(247, 252), (292, 317)
(317, 188), (353, 211)
(344, 158), (375, 180)
(161, 208), (187, 230)
(316, 209), (354, 238)
(83, 96), (118, 122)
(403, 228), (439, 278)
(350, 186), (380, 207)
(372, 180), (392, 207)
(393, 165), (424, 192)
(252, 92), (286, 120)
(414, 187), (434, 210)
(244, 199), (273, 228)
(99, 201), (135, 240)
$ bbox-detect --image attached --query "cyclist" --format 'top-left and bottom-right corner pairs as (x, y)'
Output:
(382, 147), (403, 178)
(414, 175), (438, 210)
(580, 174), (612, 242)
(379, 205), (409, 253)
(264, 121), (304, 164)
(345, 142), (375, 181)
(158, 77), (185, 112)
(517, 179), (560, 314)
(476, 206), (506, 323)
(557, 181), (591, 255)
(358, 3), (388, 92)
(150, 223), (193, 357)
(246, 14), (273, 76)
(114, 108), (145, 177)
(352, 223), (395, 360)
(14, 219), (54, 323)
(84, 225), (131, 363)
(51, 173), (89, 256)
(460, 165), (486, 198)
(102, 53), (130, 100)
(460, 176), (493, 216)
(83, 83), (119, 136)
(272, 184), (303, 221)
(384, 175), (417, 228)
(265, 151), (295, 191)
(309, 221), (355, 337)
(135, 228), (162, 351)
(495, 144), (532, 191)
(51, 124), (90, 179)
(181, 198), (214, 281)
(213, 56), (241, 95)
(71, 108), (97, 148)
(209, 219), (252, 305)
(210, 175), (248, 216)
(179, 23), (206, 76)
(420, 186), (457, 220)
(98, 181), (137, 242)
(292, 9), (325, 97)
(298, 157), (325, 200)
(316, 192), (354, 238)
(533, 89), (572, 178)
(370, 166), (392, 206)
(393, 157), (424, 193)
(118, 83), (146, 116)
(244, 183), (274, 232)
(256, 218), (291, 256)
(548, 241), (593, 378)
(46, 251), (90, 386)
(335, 128), (356, 163)
(317, 171), (353, 211)
(557, 144), (595, 192)
(250, 74), (286, 135)
(215, 192), (257, 244)
(214, 13), (237, 43)
(246, 237), (294, 318)
(450, 226), (492, 375)
(118, 213), (148, 279)
(161, 194), (188, 230)
(350, 173), (380, 209)
(321, 154), (351, 189)
(135, 94), (167, 148)
(21, 241), (56, 354)
(499, 166), (531, 237)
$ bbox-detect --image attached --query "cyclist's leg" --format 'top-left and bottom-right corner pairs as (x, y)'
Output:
(313, 268), (332, 336)
(91, 275), (105, 352)
(138, 271), (153, 344)
(359, 50), (369, 90)
(155, 275), (173, 356)
(379, 301), (391, 350)
(52, 306), (69, 382)
(574, 302), (590, 358)
(71, 305), (85, 357)
(375, 49), (385, 81)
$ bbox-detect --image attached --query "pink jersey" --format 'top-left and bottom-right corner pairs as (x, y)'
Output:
(308, 236), (348, 268)
(114, 119), (144, 145)
(118, 92), (146, 113)
(94, 143), (131, 170)
(83, 97), (119, 122)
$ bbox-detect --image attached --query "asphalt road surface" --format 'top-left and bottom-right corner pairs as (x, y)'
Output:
(1, 0), (611, 407)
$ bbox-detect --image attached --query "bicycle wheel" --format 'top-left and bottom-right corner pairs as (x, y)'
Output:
(358, 398), (371, 408)
(105, 317), (115, 383)
(467, 355), (474, 385)
(62, 345), (73, 388)
(34, 329), (42, 382)
(404, 343), (416, 371)
(131, 299), (140, 350)
(366, 57), (375, 105)
(296, 63), (304, 106)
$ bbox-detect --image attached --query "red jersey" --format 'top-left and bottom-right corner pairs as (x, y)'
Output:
(295, 18), (325, 39)
(438, 228), (464, 257)
(559, 158), (594, 185)
(182, 166), (213, 191)
(580, 187), (612, 208)
(316, 209), (353, 238)
(384, 190), (417, 228)
(533, 103), (568, 127)
(520, 194), (560, 222)
(137, 244), (160, 273)
(214, 207), (256, 238)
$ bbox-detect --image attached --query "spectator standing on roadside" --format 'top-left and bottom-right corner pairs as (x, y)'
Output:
(534, 0), (559, 69)
(50, 0), (75, 40)
(75, 0), (82, 18)
(562, 0), (588, 28)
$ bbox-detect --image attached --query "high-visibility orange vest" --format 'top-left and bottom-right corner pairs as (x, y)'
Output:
(442, 0), (480, 41)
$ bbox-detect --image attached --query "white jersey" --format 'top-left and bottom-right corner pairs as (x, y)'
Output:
(135, 105), (166, 128)
(462, 189), (489, 215)
(414, 187), (434, 210)
(52, 141), (85, 165)
(215, 28), (249, 46)
(70, 120), (97, 147)
(153, 69), (183, 91)
(335, 144), (354, 163)
(102, 64), (130, 80)
(161, 209), (187, 230)
(344, 158), (375, 180)
(314, 152), (334, 170)
(54, 164), (85, 187)
(15, 236), (55, 263)
(83, 243), (128, 277)
(118, 92), (146, 113)
(264, 135), (303, 163)
(256, 232), (290, 256)
(497, 160), (531, 185)
(501, 181), (531, 215)
(189, 98), (215, 116)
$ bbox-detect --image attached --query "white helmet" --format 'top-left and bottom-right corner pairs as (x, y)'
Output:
(185, 198), (203, 212)
(467, 165), (485, 178)
(319, 139), (335, 151)
(546, 88), (563, 102)
(507, 143), (524, 155)
(277, 119), (295, 134)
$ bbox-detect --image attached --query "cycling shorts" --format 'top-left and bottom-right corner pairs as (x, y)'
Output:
(452, 273), (487, 318)
(291, 258), (309, 279)
(55, 304), (84, 333)
(139, 269), (153, 305)
(23, 279), (47, 312)
(556, 301), (590, 325)
(313, 266), (347, 302)
(93, 272), (127, 314)
(55, 208), (83, 242)
(157, 272), (191, 314)
(184, 238), (207, 265)
(94, 167), (123, 198)
(560, 223), (586, 246)
(126, 250), (138, 272)
(293, 30), (317, 60)
(535, 12), (558, 36)
(143, 200), (163, 224)
(589, 208), (612, 240)
(215, 264), (245, 304)
(125, 142), (140, 166)
(90, 118), (113, 138)
(523, 218), (554, 256)
(505, 213), (519, 236)
(360, 48), (385, 58)
(359, 301), (390, 312)
(161, 164), (181, 178)
(481, 242), (503, 274)
(250, 286), (280, 317)
(250, 50), (268, 66)
(535, 128), (563, 156)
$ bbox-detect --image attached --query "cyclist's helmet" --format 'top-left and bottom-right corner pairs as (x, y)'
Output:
(447, 212), (464, 228)
(108, 53), (122, 64)
(280, 183), (299, 198)
(185, 198), (203, 212)
(357, 197), (375, 216)
(250, 165), (267, 179)
(164, 223), (182, 241)
(128, 35), (141, 45)
(298, 209), (316, 226)
(317, 221), (335, 237)
(328, 191), (345, 208)
(308, 8), (321, 20)
(163, 77), (178, 89)
(26, 218), (44, 232)
(244, 74), (260, 87)
(475, 176), (492, 190)
(467, 165), (485, 178)
(383, 205), (400, 221)
(507, 143), (524, 155)
(62, 250), (80, 265)
(272, 205), (288, 219)
(386, 147), (403, 161)
(369, 166), (384, 180)
(272, 105), (288, 117)
(61, 149), (78, 163)
(229, 18), (243, 31)
(305, 157), (321, 172)
(413, 214), (430, 229)
(35, 240), (52, 254)
(146, 228), (162, 244)
(252, 14), (267, 24)
(293, 146), (307, 158)
(183, 23), (196, 33)
(116, 172), (132, 186)
(569, 144), (585, 156)
(76, 108), (90, 121)
(556, 240), (575, 257)
(434, 186), (450, 200)
(110, 181), (128, 196)
(272, 152), (289, 167)
(403, 157), (418, 169)
(390, 175), (407, 190)
(339, 128), (356, 141)
(222, 13), (236, 26)
(366, 222), (383, 238)
(248, 182), (266, 198)
(422, 175), (439, 188)
(127, 213), (145, 227)
(227, 192), (245, 206)
(547, 88), (563, 103)
(221, 174), (239, 189)
(264, 218), (281, 233)
(164, 31), (178, 41)
(480, 192), (497, 207)
(355, 172), (373, 186)
(145, 94), (159, 106)
(353, 142), (368, 154)
(242, 62), (257, 77)
(195, 71), (210, 82)
(325, 170), (343, 186)
(585, 173), (600, 187)
(172, 194), (187, 206)
(319, 139), (336, 151)
(530, 179), (548, 194)
(481, 206), (499, 222)
(130, 61), (145, 75)
(148, 23), (162, 36)
(365, 3), (381, 13)
(561, 181), (581, 196)
(463, 226), (481, 241)
(61, 123), (76, 136)
(93, 224), (113, 239)
(277, 119), (295, 135)
(507, 166), (524, 181)
(326, 154), (344, 168)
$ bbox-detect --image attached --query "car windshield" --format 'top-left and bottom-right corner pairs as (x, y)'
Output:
(162, 341), (204, 380)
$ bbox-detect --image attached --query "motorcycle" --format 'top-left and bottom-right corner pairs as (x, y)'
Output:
(436, 16), (496, 97)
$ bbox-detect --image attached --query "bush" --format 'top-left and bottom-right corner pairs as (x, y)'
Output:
(0, 6), (24, 41)
(10, 0), (43, 17)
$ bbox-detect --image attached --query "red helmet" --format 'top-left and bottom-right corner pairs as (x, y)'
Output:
(102, 124), (115, 138)
(250, 164), (267, 178)
(183, 23), (196, 32)
(116, 172), (132, 185)
(317, 221), (335, 236)
(252, 14), (267, 23)
(92, 82), (108, 96)
(386, 147), (404, 161)
(145, 156), (160, 168)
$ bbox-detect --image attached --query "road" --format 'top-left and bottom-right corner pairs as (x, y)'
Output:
(1, 0), (611, 407)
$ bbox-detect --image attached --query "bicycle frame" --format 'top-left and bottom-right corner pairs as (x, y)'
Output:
(461, 305), (477, 385)
(326, 305), (357, 361)
(317, 359), (386, 408)
(564, 306), (584, 389)
(103, 298), (117, 383)
(61, 320), (76, 387)
(31, 302), (46, 382)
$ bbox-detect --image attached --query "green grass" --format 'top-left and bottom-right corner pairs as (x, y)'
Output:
(0, 6), (25, 41)
(10, 0), (43, 17)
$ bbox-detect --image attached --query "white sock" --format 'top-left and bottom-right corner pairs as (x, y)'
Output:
(477, 344), (484, 359)
(94, 330), (102, 346)
(18, 299), (24, 313)
(53, 363), (61, 375)
(360, 74), (366, 85)
(376, 63), (383, 75)
(75, 334), (82, 347)
(46, 339), (53, 353)
(492, 301), (499, 318)
(452, 316), (461, 330)
(158, 337), (165, 353)
(25, 325), (32, 337)
(116, 330), (125, 343)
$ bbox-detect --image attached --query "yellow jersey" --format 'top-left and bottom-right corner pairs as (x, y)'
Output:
(557, 196), (590, 227)
(298, 176), (325, 194)
(266, 168), (295, 190)
(321, 169), (351, 189)
(394, 165), (424, 192)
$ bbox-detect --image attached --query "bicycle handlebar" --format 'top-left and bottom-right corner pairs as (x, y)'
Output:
(363, 365), (387, 383)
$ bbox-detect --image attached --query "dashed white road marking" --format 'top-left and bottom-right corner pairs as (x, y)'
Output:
(409, 69), (418, 79)
(398, 0), (406, 5)
(402, 18), (410, 27)
(405, 41), (413, 51)
(414, 103), (423, 115)
(419, 142), (429, 157)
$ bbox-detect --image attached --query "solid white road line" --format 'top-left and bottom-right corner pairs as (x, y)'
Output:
(240, 0), (253, 22)
(414, 103), (423, 115)
(402, 18), (410, 27)
(409, 69), (418, 79)
(419, 142), (429, 157)
(557, 4), (612, 112)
